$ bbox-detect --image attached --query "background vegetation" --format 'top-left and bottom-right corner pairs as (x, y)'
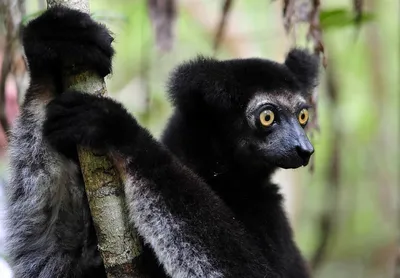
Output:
(0, 0), (398, 277)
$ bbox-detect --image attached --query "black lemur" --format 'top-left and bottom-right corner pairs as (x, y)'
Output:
(4, 6), (319, 278)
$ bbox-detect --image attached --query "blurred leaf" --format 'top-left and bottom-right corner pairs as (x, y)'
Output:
(320, 8), (374, 30)
(213, 0), (233, 52)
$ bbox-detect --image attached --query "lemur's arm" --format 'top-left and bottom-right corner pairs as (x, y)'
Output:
(4, 7), (112, 278)
(44, 91), (277, 278)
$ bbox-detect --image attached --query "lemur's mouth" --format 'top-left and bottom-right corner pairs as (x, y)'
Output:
(273, 155), (310, 169)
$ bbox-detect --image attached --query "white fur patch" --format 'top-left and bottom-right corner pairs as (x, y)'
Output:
(246, 93), (306, 114)
(124, 174), (224, 278)
(4, 100), (101, 277)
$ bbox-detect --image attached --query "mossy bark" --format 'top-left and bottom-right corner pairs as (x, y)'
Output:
(77, 144), (142, 278)
(46, 2), (143, 277)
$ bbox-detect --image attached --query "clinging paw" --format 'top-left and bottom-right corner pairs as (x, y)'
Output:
(43, 91), (138, 157)
(23, 6), (114, 78)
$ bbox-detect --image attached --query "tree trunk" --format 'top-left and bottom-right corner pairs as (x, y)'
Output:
(46, 1), (143, 277)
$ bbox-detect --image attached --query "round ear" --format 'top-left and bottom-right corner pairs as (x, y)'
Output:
(167, 56), (238, 112)
(284, 48), (320, 92)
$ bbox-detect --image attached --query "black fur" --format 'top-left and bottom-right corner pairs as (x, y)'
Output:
(5, 6), (320, 278)
(284, 49), (319, 92)
(167, 53), (319, 113)
(162, 51), (319, 277)
(23, 6), (114, 79)
(44, 92), (276, 278)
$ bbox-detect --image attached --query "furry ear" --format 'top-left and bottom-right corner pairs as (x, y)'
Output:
(284, 48), (320, 92)
(167, 56), (238, 112)
(168, 51), (321, 113)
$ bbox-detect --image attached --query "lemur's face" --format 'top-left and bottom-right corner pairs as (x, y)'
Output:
(242, 92), (314, 169)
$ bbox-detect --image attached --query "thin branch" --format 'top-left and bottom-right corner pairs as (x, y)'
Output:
(0, 0), (24, 134)
(282, 0), (296, 34)
(182, 1), (255, 56)
(395, 247), (400, 278)
(139, 40), (151, 126)
(280, 0), (324, 171)
(0, 62), (10, 133)
(307, 0), (327, 68)
(305, 0), (324, 173)
(147, 0), (177, 52)
(213, 0), (233, 53)
(353, 0), (364, 25)
(352, 0), (364, 39)
(282, 0), (289, 17)
(139, 3), (152, 127)
(310, 61), (340, 270)
(306, 86), (320, 173)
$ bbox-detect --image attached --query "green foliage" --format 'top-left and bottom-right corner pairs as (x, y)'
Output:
(320, 8), (375, 30)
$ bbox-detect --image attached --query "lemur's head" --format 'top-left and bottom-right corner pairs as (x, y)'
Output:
(168, 49), (320, 170)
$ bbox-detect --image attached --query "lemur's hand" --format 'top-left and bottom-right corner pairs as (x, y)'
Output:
(43, 91), (139, 157)
(23, 6), (114, 77)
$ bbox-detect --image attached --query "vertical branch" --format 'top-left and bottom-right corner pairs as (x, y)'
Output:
(306, 0), (325, 171)
(310, 60), (340, 271)
(352, 0), (364, 39)
(282, 0), (297, 45)
(306, 86), (320, 173)
(144, 0), (176, 126)
(147, 0), (177, 52)
(13, 0), (26, 104)
(46, 1), (143, 277)
(308, 0), (327, 67)
(139, 5), (151, 126)
(282, 0), (295, 34)
(364, 0), (399, 273)
(395, 249), (400, 278)
(140, 49), (151, 124)
(353, 0), (363, 26)
(213, 0), (233, 53)
(0, 66), (9, 134)
(0, 0), (24, 134)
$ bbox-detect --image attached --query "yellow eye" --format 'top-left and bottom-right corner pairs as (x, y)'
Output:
(298, 109), (309, 125)
(259, 110), (275, 127)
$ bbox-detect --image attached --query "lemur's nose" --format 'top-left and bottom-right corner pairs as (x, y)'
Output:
(295, 141), (314, 165)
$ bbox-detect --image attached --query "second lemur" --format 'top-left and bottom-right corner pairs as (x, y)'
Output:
(5, 6), (319, 278)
